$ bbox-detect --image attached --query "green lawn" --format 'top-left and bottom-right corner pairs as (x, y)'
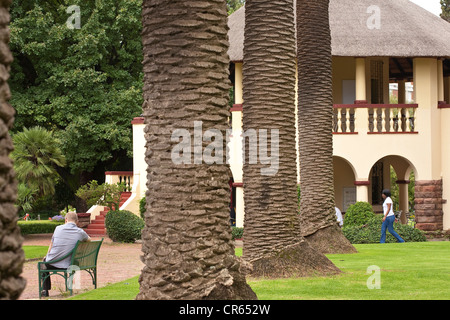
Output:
(69, 241), (450, 300)
(23, 246), (48, 260)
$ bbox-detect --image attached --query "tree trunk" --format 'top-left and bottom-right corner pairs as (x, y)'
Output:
(137, 0), (256, 300)
(242, 0), (340, 278)
(296, 0), (356, 254)
(0, 0), (27, 300)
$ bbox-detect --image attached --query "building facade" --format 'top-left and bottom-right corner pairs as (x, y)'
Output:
(110, 0), (450, 232)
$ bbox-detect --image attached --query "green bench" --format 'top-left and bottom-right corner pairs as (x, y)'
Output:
(38, 239), (103, 298)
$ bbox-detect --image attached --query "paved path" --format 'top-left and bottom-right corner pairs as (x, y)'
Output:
(19, 234), (144, 300)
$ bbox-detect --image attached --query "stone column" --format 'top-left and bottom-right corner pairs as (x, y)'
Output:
(414, 180), (444, 231)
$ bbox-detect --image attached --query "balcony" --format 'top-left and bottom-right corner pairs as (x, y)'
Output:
(104, 171), (133, 191)
(333, 103), (419, 135)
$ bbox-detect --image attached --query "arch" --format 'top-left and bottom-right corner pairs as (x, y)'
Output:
(333, 156), (357, 212)
(367, 154), (417, 221)
(366, 154), (418, 182)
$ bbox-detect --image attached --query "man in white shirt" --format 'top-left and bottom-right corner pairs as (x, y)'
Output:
(335, 207), (343, 227)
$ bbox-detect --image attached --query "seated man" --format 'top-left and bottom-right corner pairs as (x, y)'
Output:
(41, 212), (91, 297)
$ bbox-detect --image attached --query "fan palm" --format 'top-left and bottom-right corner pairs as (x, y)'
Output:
(11, 126), (66, 198)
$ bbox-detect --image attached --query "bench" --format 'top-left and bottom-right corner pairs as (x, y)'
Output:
(38, 239), (103, 298)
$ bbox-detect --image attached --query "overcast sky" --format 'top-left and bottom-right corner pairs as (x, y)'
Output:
(409, 0), (442, 16)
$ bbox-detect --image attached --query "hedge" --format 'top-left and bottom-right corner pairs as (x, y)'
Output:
(105, 210), (145, 243)
(18, 221), (64, 235)
(343, 201), (375, 228)
(232, 227), (244, 240)
(343, 215), (426, 244)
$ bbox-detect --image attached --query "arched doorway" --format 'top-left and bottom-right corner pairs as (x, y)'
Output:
(333, 156), (357, 213)
(368, 155), (417, 224)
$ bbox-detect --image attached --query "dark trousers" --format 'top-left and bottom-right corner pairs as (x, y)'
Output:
(41, 259), (66, 291)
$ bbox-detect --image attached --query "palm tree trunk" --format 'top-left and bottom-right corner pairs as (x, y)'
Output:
(137, 0), (256, 300)
(242, 0), (340, 278)
(0, 0), (27, 300)
(296, 0), (356, 254)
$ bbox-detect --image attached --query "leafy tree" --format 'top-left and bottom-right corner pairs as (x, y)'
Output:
(9, 1), (143, 202)
(441, 0), (450, 22)
(227, 0), (244, 15)
(11, 126), (66, 198)
(75, 180), (126, 212)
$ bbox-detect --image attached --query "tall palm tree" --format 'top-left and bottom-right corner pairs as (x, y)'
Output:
(296, 0), (356, 254)
(137, 0), (256, 300)
(11, 127), (66, 198)
(242, 0), (340, 277)
(0, 0), (26, 300)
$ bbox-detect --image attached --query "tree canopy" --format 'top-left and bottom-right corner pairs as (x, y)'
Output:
(442, 0), (450, 22)
(9, 0), (143, 176)
(227, 0), (244, 15)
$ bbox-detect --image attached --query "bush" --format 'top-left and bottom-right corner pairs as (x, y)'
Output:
(51, 215), (65, 222)
(231, 227), (244, 240)
(139, 197), (146, 220)
(76, 180), (127, 212)
(343, 215), (427, 244)
(105, 210), (145, 243)
(343, 202), (375, 227)
(18, 221), (64, 235)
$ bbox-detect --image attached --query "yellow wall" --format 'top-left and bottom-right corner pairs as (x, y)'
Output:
(332, 57), (356, 104)
(414, 58), (440, 180)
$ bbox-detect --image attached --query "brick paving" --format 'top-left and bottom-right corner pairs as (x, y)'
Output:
(19, 234), (144, 300)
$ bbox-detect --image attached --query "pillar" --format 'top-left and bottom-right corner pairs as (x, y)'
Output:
(132, 117), (146, 199)
(232, 62), (245, 228)
(235, 185), (245, 228)
(396, 180), (409, 224)
(234, 62), (243, 104)
(413, 58), (440, 179)
(415, 180), (444, 231)
(355, 58), (367, 103)
(355, 181), (370, 203)
(413, 58), (443, 231)
(398, 80), (406, 104)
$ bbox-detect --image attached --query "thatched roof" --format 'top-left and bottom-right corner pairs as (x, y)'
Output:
(227, 0), (450, 62)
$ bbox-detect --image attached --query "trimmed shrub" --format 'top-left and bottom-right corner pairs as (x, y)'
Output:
(139, 197), (146, 220)
(18, 221), (64, 235)
(232, 227), (244, 240)
(343, 202), (375, 228)
(343, 215), (426, 244)
(105, 210), (145, 243)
